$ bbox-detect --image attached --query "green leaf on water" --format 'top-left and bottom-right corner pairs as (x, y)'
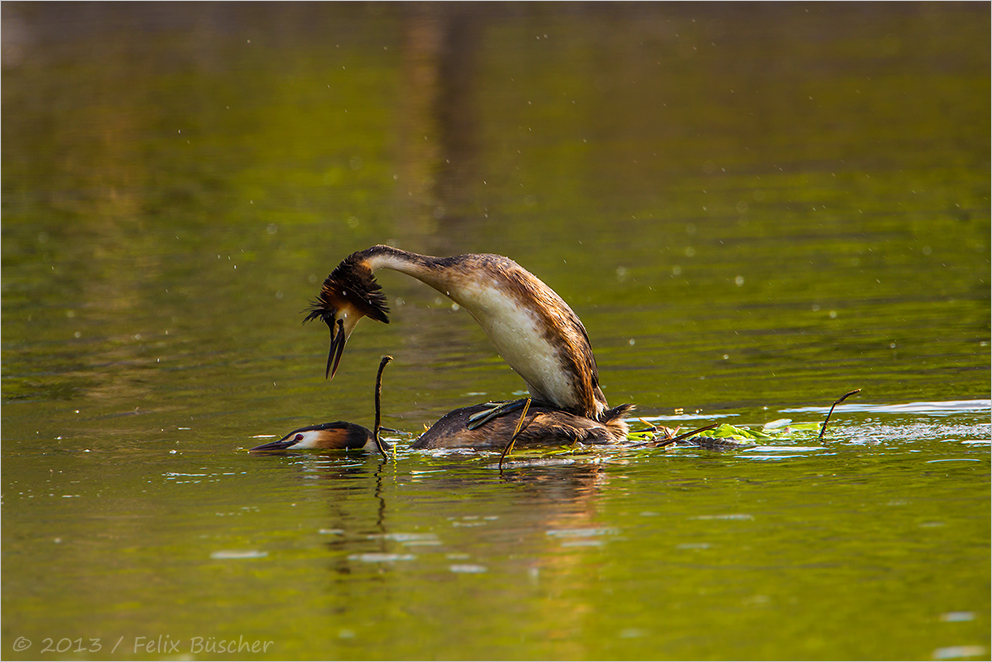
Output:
(626, 421), (826, 444)
(711, 423), (768, 440)
(710, 422), (824, 441)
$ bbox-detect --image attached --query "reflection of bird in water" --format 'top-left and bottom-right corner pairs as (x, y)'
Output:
(305, 245), (632, 450)
(251, 357), (393, 456)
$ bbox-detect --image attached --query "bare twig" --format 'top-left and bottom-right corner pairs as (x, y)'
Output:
(498, 397), (532, 472)
(819, 388), (861, 440)
(649, 422), (720, 448)
(629, 417), (659, 434)
(372, 356), (393, 460)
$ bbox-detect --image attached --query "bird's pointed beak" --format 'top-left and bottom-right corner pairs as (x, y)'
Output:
(250, 436), (296, 452)
(326, 318), (346, 380)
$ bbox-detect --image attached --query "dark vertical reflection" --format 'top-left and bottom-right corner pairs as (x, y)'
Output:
(396, 4), (483, 254)
(432, 7), (482, 214)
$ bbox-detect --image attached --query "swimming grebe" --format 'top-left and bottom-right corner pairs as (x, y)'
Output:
(250, 420), (380, 452)
(251, 356), (393, 456)
(305, 245), (628, 441)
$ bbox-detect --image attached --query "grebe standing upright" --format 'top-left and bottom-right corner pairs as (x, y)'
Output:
(305, 245), (631, 445)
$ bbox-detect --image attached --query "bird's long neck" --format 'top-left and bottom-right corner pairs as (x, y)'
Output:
(357, 246), (454, 295)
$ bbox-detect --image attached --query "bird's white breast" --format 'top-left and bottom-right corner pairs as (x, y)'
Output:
(451, 282), (577, 408)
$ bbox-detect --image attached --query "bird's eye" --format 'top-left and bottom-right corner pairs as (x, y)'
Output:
(295, 434), (304, 441)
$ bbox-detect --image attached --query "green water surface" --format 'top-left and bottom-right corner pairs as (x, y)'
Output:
(2, 4), (989, 660)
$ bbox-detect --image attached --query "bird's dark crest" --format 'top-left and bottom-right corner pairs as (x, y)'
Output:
(304, 253), (390, 325)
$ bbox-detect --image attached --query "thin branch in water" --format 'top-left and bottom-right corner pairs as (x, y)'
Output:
(630, 417), (659, 434)
(498, 397), (532, 472)
(819, 388), (861, 440)
(372, 355), (393, 460)
(649, 422), (720, 448)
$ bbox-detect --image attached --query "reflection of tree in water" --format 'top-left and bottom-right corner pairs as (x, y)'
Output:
(396, 4), (483, 255)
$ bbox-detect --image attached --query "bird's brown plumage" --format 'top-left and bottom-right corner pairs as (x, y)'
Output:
(306, 246), (620, 424)
(413, 402), (634, 450)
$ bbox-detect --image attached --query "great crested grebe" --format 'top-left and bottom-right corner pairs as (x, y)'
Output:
(253, 351), (631, 458)
(305, 245), (629, 444)
(412, 401), (634, 450)
(251, 357), (393, 456)
(250, 420), (380, 453)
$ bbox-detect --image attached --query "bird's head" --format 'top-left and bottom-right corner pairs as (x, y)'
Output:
(304, 254), (389, 379)
(249, 421), (378, 452)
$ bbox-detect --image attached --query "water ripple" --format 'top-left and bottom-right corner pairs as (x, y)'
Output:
(782, 399), (990, 416)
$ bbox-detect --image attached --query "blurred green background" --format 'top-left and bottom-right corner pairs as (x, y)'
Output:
(2, 3), (989, 660)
